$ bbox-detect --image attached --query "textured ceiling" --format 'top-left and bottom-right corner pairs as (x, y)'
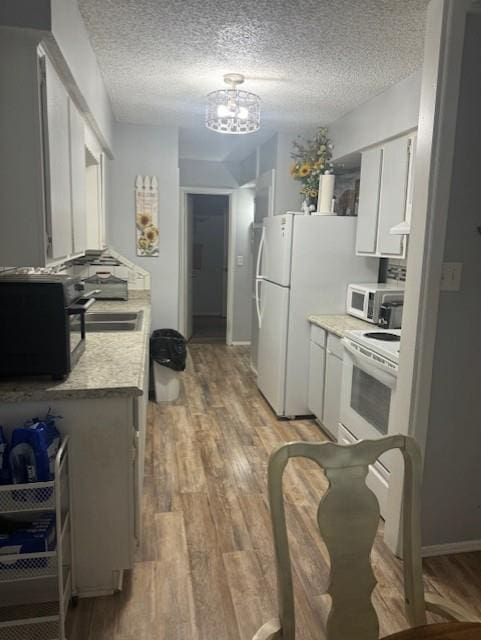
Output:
(78, 0), (429, 156)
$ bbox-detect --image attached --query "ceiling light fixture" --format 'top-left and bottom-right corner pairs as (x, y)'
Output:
(206, 73), (260, 135)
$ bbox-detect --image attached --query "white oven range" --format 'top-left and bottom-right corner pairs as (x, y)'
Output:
(340, 329), (401, 516)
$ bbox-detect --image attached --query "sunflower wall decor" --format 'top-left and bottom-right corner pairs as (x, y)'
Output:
(135, 175), (160, 257)
(290, 127), (334, 209)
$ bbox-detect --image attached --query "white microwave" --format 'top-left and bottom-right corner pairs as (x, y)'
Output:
(346, 283), (404, 324)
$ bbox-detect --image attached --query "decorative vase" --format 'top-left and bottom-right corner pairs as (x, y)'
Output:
(301, 197), (317, 215)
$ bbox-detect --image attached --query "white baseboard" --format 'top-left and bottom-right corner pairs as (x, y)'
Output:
(421, 539), (481, 557)
(231, 341), (251, 346)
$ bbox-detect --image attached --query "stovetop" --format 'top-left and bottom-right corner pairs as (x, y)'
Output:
(345, 328), (401, 363)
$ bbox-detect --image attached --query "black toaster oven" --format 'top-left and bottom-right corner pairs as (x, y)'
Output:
(0, 273), (94, 380)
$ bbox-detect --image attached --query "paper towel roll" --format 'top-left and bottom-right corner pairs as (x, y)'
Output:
(317, 174), (335, 213)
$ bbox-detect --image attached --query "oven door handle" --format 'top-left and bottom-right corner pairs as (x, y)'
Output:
(67, 297), (96, 315)
(342, 340), (397, 388)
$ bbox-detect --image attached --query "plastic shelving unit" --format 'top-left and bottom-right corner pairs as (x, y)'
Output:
(0, 437), (75, 640)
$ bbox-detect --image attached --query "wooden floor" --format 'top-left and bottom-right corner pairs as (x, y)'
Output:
(67, 344), (481, 640)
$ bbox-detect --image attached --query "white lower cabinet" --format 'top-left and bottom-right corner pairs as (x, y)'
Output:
(308, 341), (326, 421)
(308, 326), (343, 440)
(0, 393), (148, 598)
(323, 335), (343, 440)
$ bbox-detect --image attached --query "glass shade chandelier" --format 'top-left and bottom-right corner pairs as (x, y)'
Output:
(206, 73), (260, 134)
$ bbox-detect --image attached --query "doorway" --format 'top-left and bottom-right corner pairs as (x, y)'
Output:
(185, 193), (230, 343)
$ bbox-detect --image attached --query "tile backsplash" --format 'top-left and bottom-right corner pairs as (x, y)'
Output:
(386, 258), (407, 284)
(0, 248), (151, 291)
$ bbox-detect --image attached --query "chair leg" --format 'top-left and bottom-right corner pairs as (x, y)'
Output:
(252, 618), (283, 640)
(425, 593), (480, 623)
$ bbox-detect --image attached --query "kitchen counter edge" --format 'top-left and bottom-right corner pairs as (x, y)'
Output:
(0, 295), (152, 404)
(308, 313), (374, 338)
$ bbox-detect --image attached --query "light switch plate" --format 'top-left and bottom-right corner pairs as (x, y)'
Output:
(441, 262), (463, 291)
(236, 255), (244, 266)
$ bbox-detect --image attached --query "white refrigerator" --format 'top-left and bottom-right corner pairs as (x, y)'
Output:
(255, 213), (378, 418)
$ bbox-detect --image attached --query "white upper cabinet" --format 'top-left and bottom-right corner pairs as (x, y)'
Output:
(69, 99), (87, 255)
(356, 147), (383, 254)
(377, 136), (411, 255)
(0, 37), (95, 267)
(356, 133), (415, 258)
(85, 129), (107, 251)
(43, 56), (72, 260)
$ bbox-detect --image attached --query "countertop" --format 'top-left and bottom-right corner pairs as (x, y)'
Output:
(0, 293), (151, 403)
(308, 313), (374, 338)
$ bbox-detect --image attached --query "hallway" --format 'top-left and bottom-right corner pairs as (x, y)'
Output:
(190, 315), (227, 343)
(67, 345), (481, 640)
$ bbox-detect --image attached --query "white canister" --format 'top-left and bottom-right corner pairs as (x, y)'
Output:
(317, 174), (336, 214)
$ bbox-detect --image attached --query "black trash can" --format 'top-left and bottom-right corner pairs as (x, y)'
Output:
(150, 330), (186, 402)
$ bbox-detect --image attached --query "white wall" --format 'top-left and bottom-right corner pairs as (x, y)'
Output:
(330, 70), (422, 160)
(179, 159), (239, 189)
(237, 151), (257, 186)
(109, 122), (180, 329)
(274, 133), (304, 214)
(420, 9), (481, 548)
(0, 1), (50, 29)
(257, 132), (303, 214)
(230, 188), (255, 343)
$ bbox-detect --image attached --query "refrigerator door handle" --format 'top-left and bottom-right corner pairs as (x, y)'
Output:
(255, 225), (266, 328)
(255, 277), (263, 328)
(256, 225), (266, 280)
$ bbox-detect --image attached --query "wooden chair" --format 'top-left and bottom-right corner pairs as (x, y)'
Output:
(253, 435), (476, 640)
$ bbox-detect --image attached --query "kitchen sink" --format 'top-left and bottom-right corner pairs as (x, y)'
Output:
(86, 312), (139, 322)
(82, 310), (143, 332)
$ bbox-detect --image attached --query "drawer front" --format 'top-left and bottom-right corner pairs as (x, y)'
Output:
(327, 333), (344, 359)
(310, 324), (326, 348)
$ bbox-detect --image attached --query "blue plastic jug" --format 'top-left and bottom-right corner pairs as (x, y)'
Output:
(0, 427), (10, 485)
(9, 416), (61, 485)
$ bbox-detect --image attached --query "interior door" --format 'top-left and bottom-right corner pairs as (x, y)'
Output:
(257, 279), (290, 416)
(185, 194), (194, 340)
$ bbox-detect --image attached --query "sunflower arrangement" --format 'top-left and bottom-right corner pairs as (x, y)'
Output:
(136, 212), (160, 256)
(290, 127), (334, 202)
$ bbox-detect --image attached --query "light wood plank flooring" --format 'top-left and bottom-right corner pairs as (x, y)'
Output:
(67, 344), (481, 640)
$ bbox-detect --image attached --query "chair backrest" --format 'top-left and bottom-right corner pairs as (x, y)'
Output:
(267, 435), (427, 640)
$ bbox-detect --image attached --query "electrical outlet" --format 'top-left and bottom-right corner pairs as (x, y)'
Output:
(236, 255), (244, 266)
(441, 262), (463, 291)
